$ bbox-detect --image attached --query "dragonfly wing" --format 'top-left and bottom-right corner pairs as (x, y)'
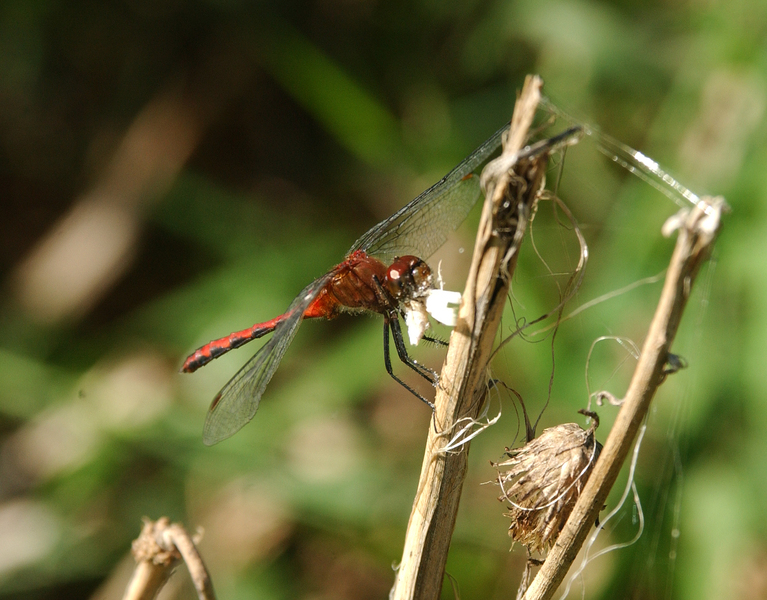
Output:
(351, 122), (508, 262)
(202, 275), (332, 445)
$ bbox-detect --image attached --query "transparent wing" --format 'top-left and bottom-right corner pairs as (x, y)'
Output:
(202, 274), (333, 445)
(350, 122), (509, 262)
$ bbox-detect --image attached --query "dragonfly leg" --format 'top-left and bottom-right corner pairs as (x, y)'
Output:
(383, 317), (436, 410)
(421, 334), (448, 348)
(389, 316), (440, 383)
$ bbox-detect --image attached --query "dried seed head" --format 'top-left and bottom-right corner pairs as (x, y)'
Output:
(492, 422), (602, 554)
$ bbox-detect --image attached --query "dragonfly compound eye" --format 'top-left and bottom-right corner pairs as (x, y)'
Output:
(386, 256), (433, 300)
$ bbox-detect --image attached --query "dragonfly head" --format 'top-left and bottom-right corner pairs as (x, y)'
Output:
(385, 256), (433, 302)
(387, 255), (463, 346)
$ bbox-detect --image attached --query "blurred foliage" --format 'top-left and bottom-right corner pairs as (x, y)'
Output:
(0, 0), (765, 599)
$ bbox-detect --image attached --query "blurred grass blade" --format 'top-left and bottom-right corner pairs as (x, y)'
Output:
(255, 19), (402, 168)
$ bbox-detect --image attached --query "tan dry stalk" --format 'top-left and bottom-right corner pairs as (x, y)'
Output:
(521, 196), (726, 600)
(124, 517), (215, 600)
(390, 74), (552, 600)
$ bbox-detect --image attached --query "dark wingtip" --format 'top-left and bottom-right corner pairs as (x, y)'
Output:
(209, 392), (223, 410)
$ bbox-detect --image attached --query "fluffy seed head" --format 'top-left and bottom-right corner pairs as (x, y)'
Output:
(492, 422), (602, 554)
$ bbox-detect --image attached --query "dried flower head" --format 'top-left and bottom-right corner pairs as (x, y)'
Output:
(492, 420), (601, 554)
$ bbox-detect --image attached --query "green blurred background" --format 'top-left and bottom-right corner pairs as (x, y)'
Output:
(0, 0), (764, 598)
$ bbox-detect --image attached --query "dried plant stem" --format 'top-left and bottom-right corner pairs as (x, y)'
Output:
(522, 198), (726, 600)
(390, 75), (549, 600)
(124, 517), (216, 600)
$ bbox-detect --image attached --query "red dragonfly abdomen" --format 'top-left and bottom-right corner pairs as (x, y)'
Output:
(181, 316), (286, 373)
(182, 251), (393, 374)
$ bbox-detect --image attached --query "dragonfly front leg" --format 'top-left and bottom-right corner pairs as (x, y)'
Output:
(382, 316), (436, 410)
(388, 315), (439, 384)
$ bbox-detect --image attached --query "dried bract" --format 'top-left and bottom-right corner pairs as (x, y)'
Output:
(493, 422), (601, 553)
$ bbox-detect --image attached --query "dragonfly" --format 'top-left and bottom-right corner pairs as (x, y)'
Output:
(183, 122), (576, 445)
